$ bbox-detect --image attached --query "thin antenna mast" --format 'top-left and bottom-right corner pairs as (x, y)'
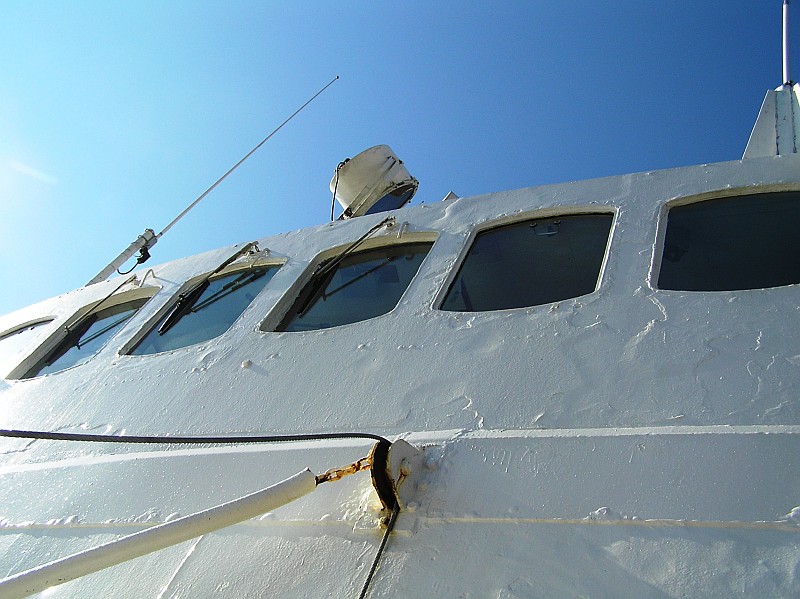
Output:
(743, 1), (800, 157)
(158, 75), (339, 239)
(784, 0), (792, 85)
(86, 76), (340, 286)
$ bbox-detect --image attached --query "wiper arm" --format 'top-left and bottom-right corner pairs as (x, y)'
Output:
(158, 242), (259, 336)
(314, 217), (393, 282)
(61, 274), (138, 342)
(190, 268), (267, 313)
(157, 279), (210, 336)
(293, 217), (393, 319)
(295, 263), (337, 318)
(44, 318), (95, 366)
(76, 311), (136, 349)
(322, 256), (394, 300)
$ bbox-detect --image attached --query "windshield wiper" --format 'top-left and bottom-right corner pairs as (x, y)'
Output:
(43, 318), (95, 366)
(294, 261), (338, 318)
(59, 274), (138, 343)
(189, 268), (267, 313)
(75, 311), (136, 349)
(322, 256), (395, 300)
(158, 242), (259, 336)
(157, 280), (210, 336)
(292, 216), (394, 319)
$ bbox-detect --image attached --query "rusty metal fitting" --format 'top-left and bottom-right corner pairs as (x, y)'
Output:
(315, 455), (372, 485)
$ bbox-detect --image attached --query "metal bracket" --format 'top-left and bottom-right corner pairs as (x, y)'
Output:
(384, 439), (424, 511)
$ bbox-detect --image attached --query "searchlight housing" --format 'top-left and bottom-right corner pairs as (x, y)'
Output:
(330, 145), (418, 219)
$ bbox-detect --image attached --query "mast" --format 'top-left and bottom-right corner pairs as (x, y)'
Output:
(86, 77), (339, 286)
(784, 0), (792, 85)
(743, 1), (800, 158)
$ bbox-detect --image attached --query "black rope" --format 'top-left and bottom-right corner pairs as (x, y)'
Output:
(0, 428), (387, 445)
(331, 170), (339, 221)
(331, 159), (349, 221)
(116, 264), (137, 276)
(358, 503), (400, 599)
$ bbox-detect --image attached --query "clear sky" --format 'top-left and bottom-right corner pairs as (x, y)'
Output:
(0, 1), (794, 319)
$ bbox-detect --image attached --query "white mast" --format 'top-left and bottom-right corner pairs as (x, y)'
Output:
(784, 0), (792, 85)
(743, 1), (800, 158)
(86, 77), (339, 286)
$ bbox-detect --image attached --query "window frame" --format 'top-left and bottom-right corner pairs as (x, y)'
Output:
(9, 288), (157, 380)
(260, 232), (437, 333)
(651, 186), (800, 292)
(434, 208), (617, 313)
(123, 258), (285, 355)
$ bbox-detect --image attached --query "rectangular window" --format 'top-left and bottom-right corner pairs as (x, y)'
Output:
(22, 300), (147, 378)
(130, 265), (279, 355)
(658, 191), (800, 291)
(440, 214), (613, 311)
(276, 243), (432, 332)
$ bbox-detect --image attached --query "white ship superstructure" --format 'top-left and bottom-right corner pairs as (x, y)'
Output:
(1, 10), (800, 598)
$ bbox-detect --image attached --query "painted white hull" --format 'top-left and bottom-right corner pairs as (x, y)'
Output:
(1, 155), (799, 596)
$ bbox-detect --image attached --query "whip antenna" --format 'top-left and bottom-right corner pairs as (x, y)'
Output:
(158, 75), (339, 239)
(87, 76), (340, 285)
(784, 0), (793, 85)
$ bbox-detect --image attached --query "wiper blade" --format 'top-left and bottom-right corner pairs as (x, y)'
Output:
(76, 311), (136, 349)
(44, 318), (95, 366)
(322, 256), (394, 300)
(314, 217), (393, 282)
(61, 274), (138, 342)
(157, 242), (259, 336)
(158, 279), (210, 336)
(295, 262), (338, 318)
(292, 217), (393, 320)
(190, 268), (267, 313)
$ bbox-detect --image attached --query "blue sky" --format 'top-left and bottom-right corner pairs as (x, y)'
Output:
(0, 1), (794, 318)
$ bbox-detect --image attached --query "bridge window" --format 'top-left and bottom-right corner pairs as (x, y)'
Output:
(21, 299), (148, 378)
(658, 191), (800, 291)
(440, 213), (613, 311)
(275, 243), (432, 331)
(130, 264), (280, 355)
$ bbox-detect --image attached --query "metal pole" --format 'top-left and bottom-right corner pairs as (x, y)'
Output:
(784, 0), (792, 84)
(86, 228), (156, 285)
(87, 76), (339, 285)
(157, 75), (340, 239)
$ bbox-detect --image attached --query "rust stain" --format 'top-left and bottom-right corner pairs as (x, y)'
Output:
(316, 455), (372, 484)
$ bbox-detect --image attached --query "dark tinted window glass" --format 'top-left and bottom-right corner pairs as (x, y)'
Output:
(24, 301), (146, 378)
(441, 214), (613, 312)
(277, 243), (432, 332)
(131, 265), (279, 355)
(658, 191), (800, 291)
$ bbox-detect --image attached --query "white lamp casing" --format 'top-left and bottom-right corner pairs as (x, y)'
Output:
(330, 145), (418, 219)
